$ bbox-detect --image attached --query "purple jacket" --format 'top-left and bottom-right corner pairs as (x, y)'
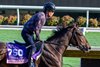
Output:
(23, 12), (46, 33)
(22, 12), (46, 40)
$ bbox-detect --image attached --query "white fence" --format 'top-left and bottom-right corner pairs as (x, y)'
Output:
(0, 25), (100, 33)
(1, 5), (100, 27)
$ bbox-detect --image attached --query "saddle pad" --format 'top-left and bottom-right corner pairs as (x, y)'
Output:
(6, 43), (28, 64)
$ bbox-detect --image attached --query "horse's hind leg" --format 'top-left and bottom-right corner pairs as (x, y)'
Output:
(35, 58), (41, 67)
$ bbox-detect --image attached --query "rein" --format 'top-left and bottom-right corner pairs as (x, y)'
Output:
(44, 41), (60, 45)
(26, 41), (44, 49)
(68, 27), (78, 46)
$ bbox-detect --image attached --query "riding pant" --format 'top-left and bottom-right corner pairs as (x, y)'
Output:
(21, 29), (35, 48)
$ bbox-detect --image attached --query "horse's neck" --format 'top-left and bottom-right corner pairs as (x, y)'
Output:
(49, 36), (69, 55)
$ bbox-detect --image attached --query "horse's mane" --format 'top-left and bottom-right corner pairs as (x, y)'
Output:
(46, 26), (73, 41)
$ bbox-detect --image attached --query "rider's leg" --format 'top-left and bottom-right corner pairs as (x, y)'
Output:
(21, 30), (36, 67)
(21, 30), (36, 52)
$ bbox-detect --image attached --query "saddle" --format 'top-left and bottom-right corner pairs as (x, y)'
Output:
(14, 40), (43, 51)
(14, 40), (28, 47)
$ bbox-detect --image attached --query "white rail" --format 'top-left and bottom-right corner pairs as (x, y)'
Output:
(0, 25), (100, 32)
(1, 5), (100, 11)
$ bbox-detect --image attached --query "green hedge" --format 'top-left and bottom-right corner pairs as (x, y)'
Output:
(0, 14), (100, 27)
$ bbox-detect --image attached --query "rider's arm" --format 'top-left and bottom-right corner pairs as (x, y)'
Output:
(34, 12), (46, 41)
(35, 21), (41, 40)
(35, 29), (41, 41)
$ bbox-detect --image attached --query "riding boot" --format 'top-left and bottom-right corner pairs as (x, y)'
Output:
(28, 47), (36, 67)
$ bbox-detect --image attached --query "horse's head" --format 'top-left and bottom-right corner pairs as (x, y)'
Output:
(69, 24), (91, 52)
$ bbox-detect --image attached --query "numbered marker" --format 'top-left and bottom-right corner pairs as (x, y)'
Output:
(8, 48), (24, 57)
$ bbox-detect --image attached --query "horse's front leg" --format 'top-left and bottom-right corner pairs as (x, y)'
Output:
(35, 61), (38, 67)
(35, 58), (41, 67)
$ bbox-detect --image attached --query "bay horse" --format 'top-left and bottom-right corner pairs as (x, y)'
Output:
(0, 24), (91, 67)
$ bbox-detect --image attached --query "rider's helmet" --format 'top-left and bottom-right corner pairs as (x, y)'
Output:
(43, 2), (55, 13)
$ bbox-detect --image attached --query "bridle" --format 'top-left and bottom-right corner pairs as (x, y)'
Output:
(69, 27), (88, 51)
(68, 27), (78, 46)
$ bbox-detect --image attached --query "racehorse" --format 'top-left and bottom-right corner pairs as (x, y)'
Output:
(0, 23), (91, 67)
